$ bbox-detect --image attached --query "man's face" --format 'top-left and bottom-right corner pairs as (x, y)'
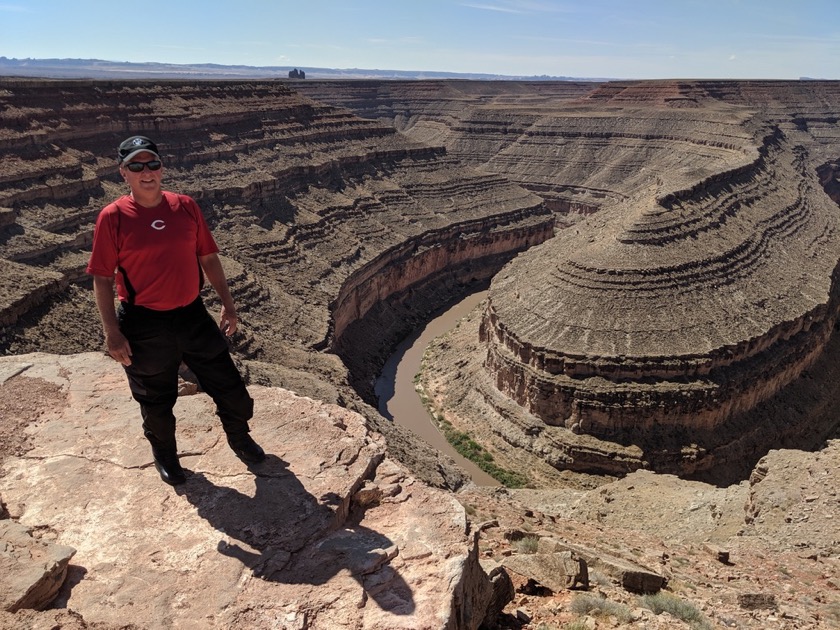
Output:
(119, 151), (163, 194)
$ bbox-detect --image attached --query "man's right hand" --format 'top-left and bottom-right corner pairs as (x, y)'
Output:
(105, 330), (133, 366)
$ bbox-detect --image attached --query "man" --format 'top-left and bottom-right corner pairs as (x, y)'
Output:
(87, 135), (265, 486)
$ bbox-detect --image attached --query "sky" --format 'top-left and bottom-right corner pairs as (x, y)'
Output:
(1, 0), (838, 79)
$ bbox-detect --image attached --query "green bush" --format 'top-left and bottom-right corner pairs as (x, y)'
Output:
(640, 592), (711, 629)
(435, 418), (531, 487)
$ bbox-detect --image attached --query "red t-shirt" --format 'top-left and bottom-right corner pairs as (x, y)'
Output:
(86, 192), (220, 310)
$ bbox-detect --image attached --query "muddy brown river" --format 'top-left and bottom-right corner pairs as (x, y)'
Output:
(375, 292), (499, 486)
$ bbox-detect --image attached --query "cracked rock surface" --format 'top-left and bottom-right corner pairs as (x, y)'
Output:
(0, 353), (490, 629)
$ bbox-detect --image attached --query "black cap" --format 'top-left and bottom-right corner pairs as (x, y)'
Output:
(118, 136), (160, 163)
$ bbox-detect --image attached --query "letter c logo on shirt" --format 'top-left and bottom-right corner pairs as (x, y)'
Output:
(151, 220), (166, 231)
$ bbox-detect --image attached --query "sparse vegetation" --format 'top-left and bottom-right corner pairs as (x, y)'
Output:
(561, 622), (588, 630)
(640, 592), (712, 629)
(569, 593), (632, 622)
(589, 570), (612, 587)
(827, 601), (840, 623)
(672, 555), (690, 566)
(514, 534), (540, 554)
(415, 373), (532, 488)
(435, 417), (531, 487)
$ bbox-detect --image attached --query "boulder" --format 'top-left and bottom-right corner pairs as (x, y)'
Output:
(501, 549), (588, 592)
(538, 538), (664, 594)
(0, 519), (76, 612)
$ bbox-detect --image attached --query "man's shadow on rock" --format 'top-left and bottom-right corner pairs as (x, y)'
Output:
(176, 454), (415, 615)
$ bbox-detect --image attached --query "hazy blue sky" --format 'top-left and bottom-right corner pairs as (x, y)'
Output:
(1, 0), (837, 79)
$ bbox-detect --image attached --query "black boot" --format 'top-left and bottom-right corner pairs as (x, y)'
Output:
(152, 447), (186, 485)
(227, 433), (266, 464)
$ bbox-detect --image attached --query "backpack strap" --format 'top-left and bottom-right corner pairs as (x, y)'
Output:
(111, 198), (137, 306)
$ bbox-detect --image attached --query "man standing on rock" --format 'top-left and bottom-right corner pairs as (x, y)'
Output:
(86, 135), (265, 485)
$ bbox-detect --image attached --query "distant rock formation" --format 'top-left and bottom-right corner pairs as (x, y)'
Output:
(481, 122), (840, 474)
(478, 82), (840, 476)
(288, 68), (306, 79)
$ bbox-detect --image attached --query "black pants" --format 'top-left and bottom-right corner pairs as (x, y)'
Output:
(118, 297), (253, 451)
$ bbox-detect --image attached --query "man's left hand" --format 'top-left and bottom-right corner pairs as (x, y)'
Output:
(220, 305), (238, 336)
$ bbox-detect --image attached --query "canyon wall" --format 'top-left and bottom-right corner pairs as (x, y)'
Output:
(480, 125), (840, 474)
(0, 78), (550, 384)
(306, 79), (840, 479)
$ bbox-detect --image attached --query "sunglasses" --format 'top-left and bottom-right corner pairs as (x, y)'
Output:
(124, 160), (162, 173)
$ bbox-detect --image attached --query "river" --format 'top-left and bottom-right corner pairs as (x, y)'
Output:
(374, 291), (499, 486)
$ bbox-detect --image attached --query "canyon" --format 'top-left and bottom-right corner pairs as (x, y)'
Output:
(295, 79), (840, 482)
(2, 77), (840, 628)
(7, 79), (840, 483)
(0, 78), (555, 489)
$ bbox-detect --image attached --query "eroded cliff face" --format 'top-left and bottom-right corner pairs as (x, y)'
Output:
(352, 80), (840, 481)
(481, 126), (840, 474)
(0, 78), (559, 492)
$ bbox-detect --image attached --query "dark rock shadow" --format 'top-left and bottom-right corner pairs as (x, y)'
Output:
(49, 565), (88, 609)
(176, 454), (415, 615)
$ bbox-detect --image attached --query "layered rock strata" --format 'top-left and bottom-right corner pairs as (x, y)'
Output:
(0, 78), (551, 487)
(333, 80), (840, 479)
(4, 78), (840, 484)
(0, 78), (548, 361)
(477, 90), (840, 475)
(296, 80), (761, 216)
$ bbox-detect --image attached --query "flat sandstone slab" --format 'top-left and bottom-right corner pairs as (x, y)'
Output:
(0, 352), (475, 629)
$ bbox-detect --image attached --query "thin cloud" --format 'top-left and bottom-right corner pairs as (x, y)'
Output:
(461, 3), (523, 14)
(515, 34), (618, 47)
(748, 33), (840, 45)
(366, 36), (425, 46)
(461, 1), (574, 13)
(510, 1), (577, 12)
(0, 4), (31, 11)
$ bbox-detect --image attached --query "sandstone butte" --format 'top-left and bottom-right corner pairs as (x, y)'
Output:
(1, 78), (840, 629)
